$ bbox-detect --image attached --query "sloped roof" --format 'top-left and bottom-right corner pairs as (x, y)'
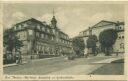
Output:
(59, 30), (68, 36)
(91, 20), (117, 29)
(15, 18), (41, 25)
(118, 22), (124, 25)
(14, 18), (53, 29)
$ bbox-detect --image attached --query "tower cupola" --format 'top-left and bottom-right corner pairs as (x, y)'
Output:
(51, 9), (57, 28)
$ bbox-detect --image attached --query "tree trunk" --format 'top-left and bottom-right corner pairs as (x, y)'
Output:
(106, 47), (110, 56)
(92, 47), (96, 56)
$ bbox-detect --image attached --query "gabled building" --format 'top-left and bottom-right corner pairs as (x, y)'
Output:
(79, 20), (124, 53)
(5, 14), (73, 60)
(113, 21), (124, 53)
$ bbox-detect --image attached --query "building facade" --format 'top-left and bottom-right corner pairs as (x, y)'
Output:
(113, 21), (124, 53)
(79, 20), (124, 53)
(5, 15), (73, 60)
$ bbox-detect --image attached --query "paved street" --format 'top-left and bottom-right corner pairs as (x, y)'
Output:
(4, 54), (124, 75)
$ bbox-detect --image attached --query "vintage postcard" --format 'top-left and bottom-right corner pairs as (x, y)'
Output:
(0, 1), (127, 81)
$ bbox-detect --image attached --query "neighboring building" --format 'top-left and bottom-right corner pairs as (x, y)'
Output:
(79, 27), (92, 46)
(79, 20), (124, 53)
(4, 15), (73, 60)
(113, 21), (124, 53)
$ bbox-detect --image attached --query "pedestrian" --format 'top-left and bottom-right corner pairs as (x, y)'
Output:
(84, 48), (88, 58)
(116, 50), (119, 56)
(16, 53), (19, 64)
(19, 51), (22, 64)
(17, 51), (22, 64)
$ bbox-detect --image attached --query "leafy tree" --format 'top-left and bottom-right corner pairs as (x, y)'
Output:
(86, 35), (98, 56)
(99, 29), (118, 55)
(72, 37), (85, 57)
(3, 28), (24, 57)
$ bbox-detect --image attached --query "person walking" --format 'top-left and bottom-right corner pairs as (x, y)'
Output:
(19, 51), (22, 64)
(16, 53), (19, 64)
(17, 51), (22, 64)
(84, 48), (88, 58)
(116, 50), (119, 56)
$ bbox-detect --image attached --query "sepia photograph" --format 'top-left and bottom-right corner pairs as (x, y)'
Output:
(2, 2), (124, 75)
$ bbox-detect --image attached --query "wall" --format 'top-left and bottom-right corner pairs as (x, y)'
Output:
(113, 31), (124, 53)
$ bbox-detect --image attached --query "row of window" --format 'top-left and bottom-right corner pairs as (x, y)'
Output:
(16, 31), (71, 46)
(60, 33), (69, 40)
(35, 32), (71, 45)
(13, 22), (53, 35)
(120, 43), (124, 49)
(60, 39), (71, 45)
(80, 31), (90, 36)
(14, 23), (28, 30)
(83, 32), (88, 36)
(116, 26), (124, 30)
(35, 29), (69, 40)
(36, 45), (50, 52)
(35, 44), (71, 54)
(118, 35), (124, 39)
(35, 32), (70, 43)
(37, 25), (53, 34)
(36, 32), (54, 40)
(17, 31), (26, 40)
(35, 45), (59, 55)
(14, 21), (70, 41)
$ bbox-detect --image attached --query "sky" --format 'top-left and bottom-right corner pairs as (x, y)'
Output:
(3, 3), (124, 38)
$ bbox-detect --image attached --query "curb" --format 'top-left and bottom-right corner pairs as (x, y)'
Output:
(3, 62), (27, 68)
(3, 57), (62, 68)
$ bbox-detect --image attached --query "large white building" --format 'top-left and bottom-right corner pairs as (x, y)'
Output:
(79, 20), (124, 53)
(4, 15), (73, 61)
